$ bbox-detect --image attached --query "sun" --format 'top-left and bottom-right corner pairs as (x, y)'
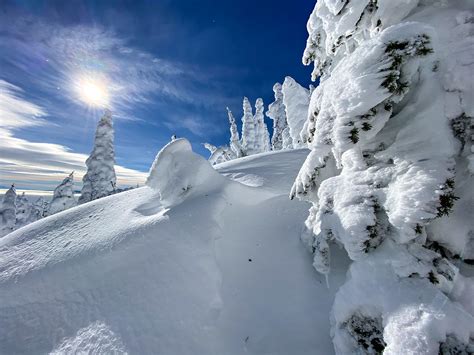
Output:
(74, 75), (110, 108)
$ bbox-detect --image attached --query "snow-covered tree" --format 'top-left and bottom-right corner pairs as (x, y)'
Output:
(30, 197), (47, 221)
(266, 83), (290, 151)
(282, 76), (310, 149)
(227, 107), (244, 158)
(204, 143), (234, 165)
(292, 1), (474, 353)
(0, 184), (17, 237)
(48, 172), (77, 215)
(254, 98), (271, 153)
(79, 110), (117, 204)
(240, 97), (257, 155)
(15, 192), (33, 228)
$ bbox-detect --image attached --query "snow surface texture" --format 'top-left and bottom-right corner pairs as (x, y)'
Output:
(294, 0), (474, 353)
(79, 110), (117, 204)
(0, 146), (350, 354)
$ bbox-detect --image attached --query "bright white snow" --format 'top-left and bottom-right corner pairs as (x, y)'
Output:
(0, 148), (349, 355)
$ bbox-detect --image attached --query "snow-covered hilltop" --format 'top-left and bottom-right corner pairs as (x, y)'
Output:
(0, 1), (473, 354)
(0, 145), (351, 354)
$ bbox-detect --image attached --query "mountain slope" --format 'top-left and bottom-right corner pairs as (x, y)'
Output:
(0, 149), (349, 355)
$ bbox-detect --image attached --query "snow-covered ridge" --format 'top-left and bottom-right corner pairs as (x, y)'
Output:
(0, 147), (351, 354)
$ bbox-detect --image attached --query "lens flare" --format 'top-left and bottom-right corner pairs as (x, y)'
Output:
(74, 74), (110, 107)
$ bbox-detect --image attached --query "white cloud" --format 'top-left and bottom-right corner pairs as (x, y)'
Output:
(0, 80), (46, 128)
(0, 80), (147, 193)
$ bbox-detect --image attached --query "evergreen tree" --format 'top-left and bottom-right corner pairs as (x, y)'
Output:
(15, 192), (33, 228)
(79, 110), (117, 204)
(30, 197), (47, 222)
(204, 143), (234, 165)
(240, 97), (257, 155)
(293, 1), (474, 353)
(0, 184), (17, 237)
(282, 76), (310, 149)
(203, 143), (217, 155)
(254, 98), (271, 153)
(48, 172), (77, 215)
(227, 107), (244, 158)
(266, 82), (290, 151)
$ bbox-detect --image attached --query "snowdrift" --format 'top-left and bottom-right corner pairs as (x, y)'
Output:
(0, 147), (349, 355)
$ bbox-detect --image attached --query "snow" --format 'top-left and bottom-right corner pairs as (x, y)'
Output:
(48, 172), (76, 216)
(79, 110), (117, 204)
(147, 138), (226, 207)
(282, 77), (310, 149)
(266, 82), (289, 151)
(0, 148), (349, 354)
(294, 0), (474, 353)
(0, 185), (16, 237)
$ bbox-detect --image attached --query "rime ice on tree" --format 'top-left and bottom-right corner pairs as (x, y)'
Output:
(240, 97), (257, 155)
(204, 143), (233, 165)
(0, 185), (17, 237)
(79, 110), (117, 204)
(15, 192), (33, 229)
(48, 172), (77, 215)
(254, 98), (271, 153)
(292, 1), (474, 353)
(227, 107), (244, 158)
(266, 83), (290, 151)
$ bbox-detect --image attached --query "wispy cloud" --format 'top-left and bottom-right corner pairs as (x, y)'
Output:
(0, 80), (46, 128)
(0, 16), (234, 116)
(0, 80), (147, 192)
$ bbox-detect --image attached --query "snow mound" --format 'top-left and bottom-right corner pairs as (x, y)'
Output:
(0, 149), (347, 355)
(146, 138), (225, 207)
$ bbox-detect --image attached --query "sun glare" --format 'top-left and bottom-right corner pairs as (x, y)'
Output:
(74, 75), (110, 108)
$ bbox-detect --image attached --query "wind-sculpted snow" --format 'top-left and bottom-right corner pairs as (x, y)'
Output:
(294, 0), (474, 353)
(147, 138), (226, 207)
(0, 149), (348, 354)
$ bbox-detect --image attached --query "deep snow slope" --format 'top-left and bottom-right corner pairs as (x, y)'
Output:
(0, 149), (349, 355)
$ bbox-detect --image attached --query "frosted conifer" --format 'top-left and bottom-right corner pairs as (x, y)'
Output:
(79, 110), (117, 203)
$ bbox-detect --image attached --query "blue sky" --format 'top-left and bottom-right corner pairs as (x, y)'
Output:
(0, 0), (314, 193)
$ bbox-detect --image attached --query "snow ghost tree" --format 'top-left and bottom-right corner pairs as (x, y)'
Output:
(254, 98), (271, 153)
(31, 197), (47, 221)
(15, 192), (33, 229)
(79, 110), (117, 204)
(204, 143), (233, 165)
(147, 138), (225, 207)
(48, 172), (77, 215)
(0, 185), (17, 237)
(282, 76), (310, 149)
(227, 107), (244, 158)
(240, 97), (257, 155)
(292, 1), (474, 353)
(266, 82), (290, 151)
